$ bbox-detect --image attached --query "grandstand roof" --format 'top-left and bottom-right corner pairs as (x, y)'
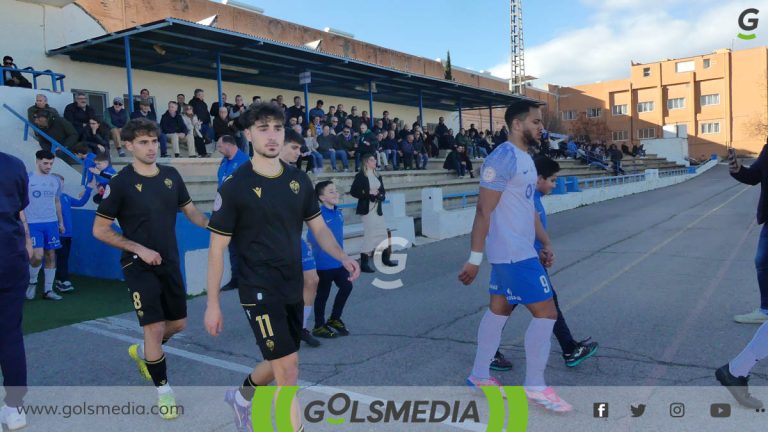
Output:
(48, 18), (530, 111)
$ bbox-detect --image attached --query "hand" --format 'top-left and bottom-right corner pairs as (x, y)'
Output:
(458, 262), (480, 285)
(204, 305), (223, 336)
(729, 154), (741, 174)
(25, 236), (33, 260)
(137, 246), (162, 265)
(78, 190), (85, 198)
(58, 222), (65, 233)
(97, 145), (105, 153)
(540, 246), (555, 267)
(88, 167), (100, 175)
(342, 257), (361, 281)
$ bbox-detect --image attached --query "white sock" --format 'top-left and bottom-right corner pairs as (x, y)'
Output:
(138, 342), (145, 359)
(523, 318), (555, 390)
(235, 390), (251, 407)
(470, 309), (508, 380)
(730, 321), (768, 377)
(44, 268), (56, 293)
(303, 306), (313, 329)
(29, 264), (41, 285)
(157, 384), (173, 395)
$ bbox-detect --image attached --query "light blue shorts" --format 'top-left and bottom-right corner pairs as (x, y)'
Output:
(488, 257), (554, 305)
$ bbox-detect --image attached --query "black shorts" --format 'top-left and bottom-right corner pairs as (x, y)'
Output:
(242, 300), (303, 361)
(122, 257), (187, 326)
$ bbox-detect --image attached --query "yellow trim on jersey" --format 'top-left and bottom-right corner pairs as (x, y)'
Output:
(304, 211), (322, 221)
(122, 261), (134, 270)
(95, 212), (116, 221)
(206, 225), (232, 236)
(253, 164), (284, 179)
(134, 166), (161, 178)
(178, 199), (192, 208)
(241, 303), (257, 307)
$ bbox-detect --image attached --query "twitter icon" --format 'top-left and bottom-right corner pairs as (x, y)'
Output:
(630, 404), (646, 418)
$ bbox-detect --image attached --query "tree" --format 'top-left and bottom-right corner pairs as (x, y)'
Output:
(570, 112), (611, 144)
(444, 51), (454, 81)
(541, 108), (563, 135)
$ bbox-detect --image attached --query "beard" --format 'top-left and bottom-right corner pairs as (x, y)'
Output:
(523, 129), (540, 149)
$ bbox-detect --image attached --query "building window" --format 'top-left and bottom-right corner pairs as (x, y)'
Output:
(612, 130), (628, 141)
(637, 101), (654, 113)
(612, 104), (628, 116)
(667, 98), (685, 110)
(72, 89), (108, 117)
(700, 122), (721, 134)
(562, 110), (576, 121)
(675, 61), (695, 73)
(643, 67), (651, 77)
(638, 128), (656, 139)
(700, 94), (720, 106)
(587, 108), (602, 118)
(703, 58), (711, 69)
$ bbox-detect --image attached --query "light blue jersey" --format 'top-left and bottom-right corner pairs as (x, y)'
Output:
(26, 172), (60, 224)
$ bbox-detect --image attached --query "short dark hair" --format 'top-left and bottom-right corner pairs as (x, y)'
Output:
(284, 128), (305, 146)
(194, 88), (203, 95)
(504, 100), (545, 129)
(3, 56), (12, 63)
(239, 103), (286, 129)
(36, 149), (54, 160)
(533, 156), (560, 179)
(315, 180), (334, 197)
(316, 100), (324, 105)
(218, 135), (237, 146)
(72, 143), (89, 155)
(121, 118), (160, 142)
(94, 152), (110, 163)
(177, 93), (185, 98)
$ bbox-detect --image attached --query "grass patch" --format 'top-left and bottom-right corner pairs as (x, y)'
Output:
(23, 275), (132, 335)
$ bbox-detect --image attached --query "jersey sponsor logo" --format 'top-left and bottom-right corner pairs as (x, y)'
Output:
(213, 193), (223, 211)
(482, 166), (496, 182)
(32, 190), (42, 198)
(164, 178), (173, 189)
(290, 180), (300, 194)
(135, 184), (143, 192)
(526, 184), (534, 199)
(253, 187), (262, 198)
(103, 185), (111, 200)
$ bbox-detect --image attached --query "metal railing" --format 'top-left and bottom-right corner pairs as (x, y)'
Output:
(578, 173), (646, 189)
(1, 67), (66, 91)
(658, 168), (690, 178)
(443, 191), (479, 208)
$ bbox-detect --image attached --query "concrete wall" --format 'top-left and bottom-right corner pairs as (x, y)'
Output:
(642, 137), (690, 167)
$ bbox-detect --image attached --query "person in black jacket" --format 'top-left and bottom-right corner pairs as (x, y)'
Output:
(443, 144), (474, 178)
(608, 144), (624, 175)
(212, 106), (237, 141)
(2, 55), (31, 88)
(189, 89), (212, 141)
(349, 154), (396, 272)
(80, 117), (110, 154)
(63, 92), (95, 136)
(160, 102), (189, 157)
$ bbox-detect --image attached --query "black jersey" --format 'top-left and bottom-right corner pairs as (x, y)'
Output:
(96, 164), (191, 265)
(207, 160), (321, 303)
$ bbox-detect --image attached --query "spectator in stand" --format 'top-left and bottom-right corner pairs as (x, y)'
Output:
(215, 134), (249, 291)
(360, 111), (372, 130)
(329, 117), (341, 134)
(476, 131), (491, 158)
(413, 132), (428, 170)
(326, 106), (337, 125)
(399, 133), (415, 170)
(348, 106), (361, 133)
(444, 128), (456, 150)
(468, 123), (478, 136)
(372, 119), (385, 135)
(213, 106), (237, 142)
(356, 123), (376, 171)
(287, 96), (306, 127)
(103, 97), (128, 157)
(50, 173), (91, 294)
(334, 126), (355, 172)
(342, 118), (354, 136)
(229, 95), (246, 121)
(2, 55), (31, 88)
(176, 94), (186, 106)
(80, 117), (109, 155)
(130, 101), (168, 157)
(336, 104), (348, 121)
(566, 138), (578, 159)
(190, 89), (213, 142)
(63, 92), (94, 137)
(299, 127), (323, 173)
(608, 144), (624, 176)
(181, 104), (208, 158)
(88, 152), (116, 192)
(160, 101), (189, 158)
(443, 144), (474, 178)
(435, 117), (449, 149)
(31, 110), (78, 157)
(381, 130), (399, 170)
(308, 100), (325, 124)
(209, 93), (233, 119)
(381, 111), (393, 132)
(311, 116), (323, 137)
(398, 123), (410, 141)
(455, 128), (471, 155)
(249, 96), (262, 109)
(372, 132), (388, 169)
(425, 131), (440, 158)
(27, 94), (60, 123)
(317, 125), (344, 172)
(132, 88), (156, 116)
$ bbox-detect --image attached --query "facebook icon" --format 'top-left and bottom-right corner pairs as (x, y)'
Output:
(593, 402), (609, 418)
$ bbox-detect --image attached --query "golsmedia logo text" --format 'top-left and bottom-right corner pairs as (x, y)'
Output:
(738, 8), (759, 40)
(305, 393), (479, 425)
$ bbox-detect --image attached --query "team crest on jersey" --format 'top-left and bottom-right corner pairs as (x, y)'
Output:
(253, 187), (262, 198)
(482, 167), (496, 182)
(164, 178), (173, 189)
(290, 180), (300, 194)
(135, 184), (143, 192)
(137, 310), (144, 318)
(213, 193), (223, 211)
(266, 339), (275, 351)
(103, 185), (111, 200)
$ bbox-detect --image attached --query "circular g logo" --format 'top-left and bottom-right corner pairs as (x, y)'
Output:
(738, 8), (760, 40)
(372, 236), (410, 290)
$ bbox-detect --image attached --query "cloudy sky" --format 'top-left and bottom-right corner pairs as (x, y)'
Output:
(250, 0), (767, 87)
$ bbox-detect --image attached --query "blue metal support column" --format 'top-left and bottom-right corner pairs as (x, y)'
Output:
(458, 98), (463, 130)
(303, 83), (310, 126)
(124, 36), (134, 115)
(418, 90), (424, 128)
(368, 80), (374, 127)
(216, 52), (223, 106)
(488, 104), (493, 133)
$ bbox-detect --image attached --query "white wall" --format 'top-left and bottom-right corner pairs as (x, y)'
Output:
(2, 0), (452, 128)
(642, 137), (690, 167)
